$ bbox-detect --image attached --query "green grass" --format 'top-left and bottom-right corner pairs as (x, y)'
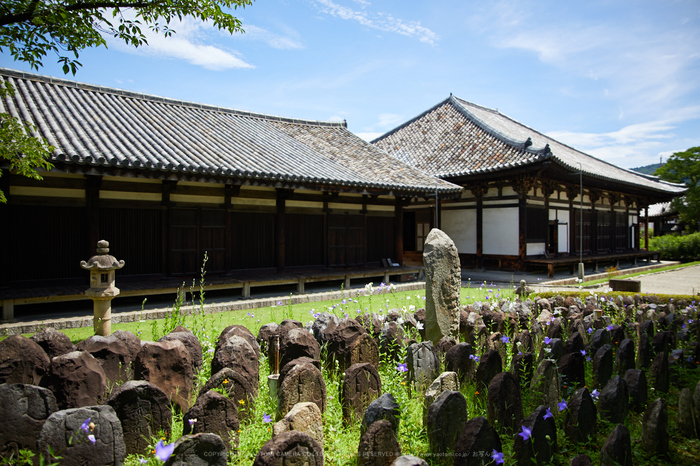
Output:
(5, 279), (700, 465)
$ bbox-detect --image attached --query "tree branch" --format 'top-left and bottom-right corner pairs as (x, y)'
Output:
(0, 0), (168, 27)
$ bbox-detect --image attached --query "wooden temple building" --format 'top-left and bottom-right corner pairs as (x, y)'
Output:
(0, 68), (461, 319)
(372, 96), (686, 276)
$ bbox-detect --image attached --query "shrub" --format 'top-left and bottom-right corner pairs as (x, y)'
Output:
(649, 232), (700, 262)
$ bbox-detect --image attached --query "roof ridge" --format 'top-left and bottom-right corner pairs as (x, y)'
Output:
(449, 96), (550, 156)
(0, 67), (347, 129)
(371, 96), (453, 143)
(450, 96), (687, 188)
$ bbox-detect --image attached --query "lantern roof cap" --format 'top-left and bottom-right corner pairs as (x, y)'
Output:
(80, 240), (125, 271)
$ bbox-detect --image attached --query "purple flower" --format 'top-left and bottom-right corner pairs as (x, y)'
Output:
(491, 450), (504, 465)
(580, 349), (587, 356)
(139, 459), (147, 464)
(586, 356), (591, 362)
(606, 325), (613, 331)
(587, 327), (593, 334)
(543, 407), (553, 419)
(80, 418), (91, 433)
(469, 354), (480, 362)
(342, 299), (347, 305)
(263, 413), (272, 423)
(544, 337), (552, 345)
(155, 440), (175, 462)
(591, 389), (600, 399)
(397, 363), (408, 373)
(277, 301), (282, 306)
(501, 335), (510, 344)
(558, 398), (568, 411)
(87, 434), (96, 445)
(518, 425), (532, 441)
(188, 418), (197, 426)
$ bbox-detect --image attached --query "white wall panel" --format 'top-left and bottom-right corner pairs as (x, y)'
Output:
(483, 208), (518, 255)
(442, 209), (477, 254)
(527, 242), (545, 255)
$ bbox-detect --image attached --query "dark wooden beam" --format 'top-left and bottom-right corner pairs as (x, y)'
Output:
(162, 180), (177, 276)
(394, 198), (405, 266)
(566, 185), (577, 256)
(469, 184), (488, 269)
(85, 175), (102, 257)
(275, 189), (294, 272)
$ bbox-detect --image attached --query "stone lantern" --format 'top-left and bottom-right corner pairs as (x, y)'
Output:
(80, 240), (125, 336)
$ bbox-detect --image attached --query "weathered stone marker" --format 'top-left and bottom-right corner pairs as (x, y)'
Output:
(80, 240), (125, 337)
(423, 229), (461, 343)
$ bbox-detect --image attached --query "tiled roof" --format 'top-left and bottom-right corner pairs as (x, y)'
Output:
(646, 202), (673, 217)
(373, 96), (686, 196)
(0, 68), (461, 195)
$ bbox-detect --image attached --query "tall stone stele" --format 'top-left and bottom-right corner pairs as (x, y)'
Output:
(81, 240), (125, 336)
(423, 229), (461, 343)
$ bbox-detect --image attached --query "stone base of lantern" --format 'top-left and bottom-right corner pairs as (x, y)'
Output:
(86, 287), (120, 337)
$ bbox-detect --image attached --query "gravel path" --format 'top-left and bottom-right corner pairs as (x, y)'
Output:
(632, 264), (700, 296)
(539, 265), (700, 296)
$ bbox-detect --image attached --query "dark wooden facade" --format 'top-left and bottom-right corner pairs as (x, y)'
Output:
(401, 172), (652, 274)
(0, 172), (399, 288)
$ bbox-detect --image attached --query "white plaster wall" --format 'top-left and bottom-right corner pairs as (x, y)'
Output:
(483, 208), (519, 255)
(558, 209), (570, 253)
(527, 243), (546, 255)
(441, 210), (477, 254)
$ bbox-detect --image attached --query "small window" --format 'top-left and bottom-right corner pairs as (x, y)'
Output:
(101, 273), (109, 283)
(416, 222), (430, 251)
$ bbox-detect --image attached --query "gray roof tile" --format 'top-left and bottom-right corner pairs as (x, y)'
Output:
(0, 68), (461, 195)
(373, 96), (685, 196)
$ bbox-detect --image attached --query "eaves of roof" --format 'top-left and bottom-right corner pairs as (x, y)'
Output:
(373, 95), (685, 197)
(0, 68), (462, 197)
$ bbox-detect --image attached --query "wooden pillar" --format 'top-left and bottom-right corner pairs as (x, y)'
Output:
(566, 186), (577, 256)
(470, 184), (488, 269)
(224, 184), (240, 272)
(589, 191), (599, 254)
(634, 201), (641, 251)
(276, 190), (286, 273)
(0, 170), (10, 287)
(609, 193), (618, 252)
(276, 189), (293, 273)
(644, 205), (649, 251)
(541, 182), (556, 255)
(162, 180), (177, 276)
(394, 198), (404, 266)
(513, 177), (532, 269)
(85, 175), (102, 257)
(323, 192), (330, 267)
(624, 196), (633, 250)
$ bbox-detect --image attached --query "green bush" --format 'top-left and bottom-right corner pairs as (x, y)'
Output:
(649, 232), (700, 262)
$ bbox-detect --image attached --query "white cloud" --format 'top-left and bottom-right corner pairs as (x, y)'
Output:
(377, 113), (404, 129)
(238, 25), (304, 50)
(547, 107), (700, 167)
(472, 3), (700, 119)
(105, 15), (254, 70)
(356, 132), (383, 142)
(312, 0), (438, 45)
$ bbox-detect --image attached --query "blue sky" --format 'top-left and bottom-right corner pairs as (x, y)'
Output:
(2, 0), (699, 169)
